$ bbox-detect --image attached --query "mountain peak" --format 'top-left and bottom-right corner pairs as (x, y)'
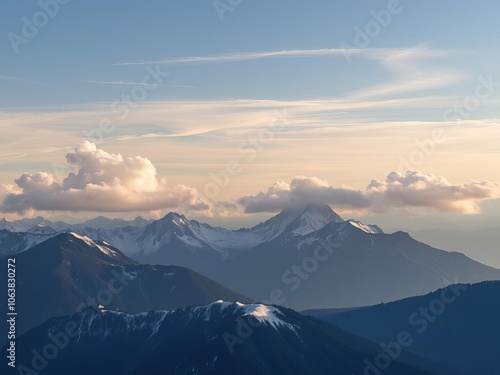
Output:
(162, 211), (185, 220)
(35, 232), (135, 266)
(279, 204), (343, 236)
(283, 203), (343, 220)
(161, 212), (188, 226)
(248, 204), (343, 240)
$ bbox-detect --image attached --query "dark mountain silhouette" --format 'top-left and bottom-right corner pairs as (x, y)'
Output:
(305, 281), (500, 375)
(3, 302), (438, 375)
(0, 232), (249, 346)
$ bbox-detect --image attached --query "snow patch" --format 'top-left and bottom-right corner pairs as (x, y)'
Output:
(70, 232), (119, 257)
(122, 269), (138, 281)
(240, 304), (297, 332)
(70, 232), (95, 247)
(348, 220), (383, 234)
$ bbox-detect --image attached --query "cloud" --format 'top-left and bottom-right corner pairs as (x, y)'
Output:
(344, 45), (463, 100)
(237, 172), (500, 214)
(0, 184), (18, 200)
(0, 75), (38, 83)
(116, 46), (454, 67)
(116, 45), (461, 99)
(84, 80), (195, 89)
(238, 176), (370, 213)
(367, 171), (499, 214)
(116, 48), (364, 66)
(0, 141), (208, 214)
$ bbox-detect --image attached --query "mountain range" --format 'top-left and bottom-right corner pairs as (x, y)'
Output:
(0, 232), (249, 346)
(3, 301), (455, 375)
(2, 204), (500, 310)
(0, 216), (151, 232)
(1, 205), (499, 374)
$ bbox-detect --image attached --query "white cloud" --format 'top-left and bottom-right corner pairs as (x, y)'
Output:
(238, 176), (370, 213)
(0, 184), (18, 200)
(344, 45), (463, 100)
(367, 171), (499, 214)
(237, 172), (500, 214)
(84, 80), (195, 89)
(116, 48), (368, 66)
(0, 76), (27, 82)
(0, 141), (208, 214)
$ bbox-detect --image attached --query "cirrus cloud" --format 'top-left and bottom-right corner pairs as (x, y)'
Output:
(0, 141), (208, 214)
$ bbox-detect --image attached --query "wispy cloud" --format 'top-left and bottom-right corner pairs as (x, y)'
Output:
(84, 80), (196, 89)
(345, 45), (463, 99)
(114, 45), (461, 101)
(116, 45), (455, 67)
(0, 75), (36, 83)
(116, 48), (380, 66)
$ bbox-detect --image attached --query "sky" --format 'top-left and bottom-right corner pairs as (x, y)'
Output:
(1, 0), (500, 231)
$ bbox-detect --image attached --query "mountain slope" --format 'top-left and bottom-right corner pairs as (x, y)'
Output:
(305, 281), (500, 375)
(211, 219), (500, 309)
(0, 229), (54, 257)
(0, 233), (249, 342)
(4, 302), (434, 375)
(411, 227), (500, 269)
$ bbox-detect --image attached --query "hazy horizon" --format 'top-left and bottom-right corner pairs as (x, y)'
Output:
(1, 1), (499, 259)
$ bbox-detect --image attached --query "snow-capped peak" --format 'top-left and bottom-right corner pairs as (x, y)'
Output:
(239, 303), (296, 330)
(255, 204), (344, 237)
(192, 301), (298, 332)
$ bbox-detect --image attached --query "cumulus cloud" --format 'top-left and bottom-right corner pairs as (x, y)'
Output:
(0, 184), (19, 201)
(0, 141), (208, 214)
(238, 172), (500, 214)
(367, 171), (499, 214)
(238, 176), (370, 213)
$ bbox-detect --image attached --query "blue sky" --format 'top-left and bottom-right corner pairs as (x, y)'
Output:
(1, 0), (500, 230)
(2, 0), (500, 106)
